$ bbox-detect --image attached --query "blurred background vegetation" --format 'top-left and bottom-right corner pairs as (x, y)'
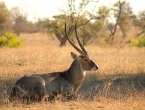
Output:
(0, 0), (145, 47)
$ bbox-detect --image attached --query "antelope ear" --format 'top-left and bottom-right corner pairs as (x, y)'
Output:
(71, 52), (78, 59)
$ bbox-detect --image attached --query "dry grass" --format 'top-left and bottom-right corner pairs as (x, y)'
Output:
(0, 33), (145, 109)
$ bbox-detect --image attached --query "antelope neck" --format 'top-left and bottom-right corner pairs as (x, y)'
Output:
(66, 60), (85, 85)
(65, 70), (74, 84)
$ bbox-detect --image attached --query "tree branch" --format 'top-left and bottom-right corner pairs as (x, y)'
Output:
(110, 0), (125, 40)
(135, 26), (145, 38)
(135, 31), (144, 38)
(55, 30), (63, 42)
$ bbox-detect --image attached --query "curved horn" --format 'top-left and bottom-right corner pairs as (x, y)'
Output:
(74, 23), (88, 56)
(65, 22), (89, 57)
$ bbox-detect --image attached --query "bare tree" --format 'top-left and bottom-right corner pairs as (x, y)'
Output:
(10, 6), (28, 36)
(134, 10), (145, 37)
(108, 1), (133, 42)
(109, 0), (125, 41)
(46, 0), (100, 47)
(0, 2), (10, 35)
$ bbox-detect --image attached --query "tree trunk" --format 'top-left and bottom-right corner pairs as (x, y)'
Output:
(120, 25), (127, 39)
(109, 1), (125, 43)
(59, 37), (67, 47)
(55, 32), (67, 47)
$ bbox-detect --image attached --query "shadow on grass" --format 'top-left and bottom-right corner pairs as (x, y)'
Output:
(0, 76), (18, 105)
(79, 73), (145, 100)
(1, 73), (145, 104)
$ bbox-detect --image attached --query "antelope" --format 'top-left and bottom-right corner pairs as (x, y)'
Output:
(10, 22), (98, 102)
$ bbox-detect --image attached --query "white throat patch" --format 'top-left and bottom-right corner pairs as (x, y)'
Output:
(80, 64), (86, 76)
(83, 71), (86, 76)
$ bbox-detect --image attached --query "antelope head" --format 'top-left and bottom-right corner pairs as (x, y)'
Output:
(65, 22), (98, 72)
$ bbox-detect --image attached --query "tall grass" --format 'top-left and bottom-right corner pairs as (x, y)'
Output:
(0, 33), (145, 109)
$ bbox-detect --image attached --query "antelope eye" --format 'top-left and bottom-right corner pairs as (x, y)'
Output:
(84, 59), (89, 61)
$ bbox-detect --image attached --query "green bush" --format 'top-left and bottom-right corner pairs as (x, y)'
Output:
(130, 37), (145, 47)
(138, 37), (145, 47)
(104, 33), (111, 43)
(0, 32), (23, 47)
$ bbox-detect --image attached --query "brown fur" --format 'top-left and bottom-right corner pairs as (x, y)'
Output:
(34, 52), (98, 101)
(10, 75), (46, 101)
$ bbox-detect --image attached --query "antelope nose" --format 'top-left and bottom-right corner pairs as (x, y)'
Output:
(95, 65), (99, 70)
(93, 65), (98, 70)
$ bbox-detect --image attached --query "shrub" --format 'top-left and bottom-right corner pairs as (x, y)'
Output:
(103, 32), (112, 43)
(0, 36), (7, 46)
(130, 38), (139, 46)
(0, 32), (23, 47)
(138, 37), (145, 47)
(130, 37), (145, 47)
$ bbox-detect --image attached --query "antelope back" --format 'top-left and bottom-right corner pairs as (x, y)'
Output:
(10, 75), (46, 101)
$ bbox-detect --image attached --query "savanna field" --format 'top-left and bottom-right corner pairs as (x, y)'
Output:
(0, 33), (145, 110)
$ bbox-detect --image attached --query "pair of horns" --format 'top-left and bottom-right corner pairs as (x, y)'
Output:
(65, 22), (89, 58)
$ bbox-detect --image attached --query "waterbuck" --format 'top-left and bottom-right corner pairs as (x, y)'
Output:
(10, 22), (98, 101)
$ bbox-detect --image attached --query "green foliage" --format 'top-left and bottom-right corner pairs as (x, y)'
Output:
(92, 20), (104, 32)
(98, 5), (110, 19)
(46, 15), (90, 35)
(119, 12), (131, 29)
(0, 32), (23, 47)
(130, 37), (145, 47)
(103, 32), (111, 43)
